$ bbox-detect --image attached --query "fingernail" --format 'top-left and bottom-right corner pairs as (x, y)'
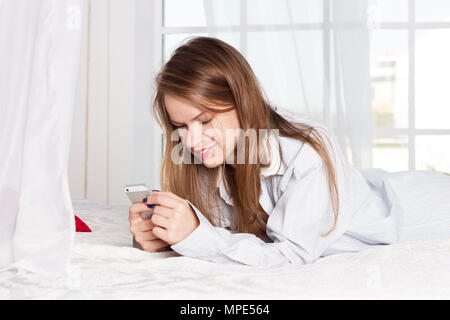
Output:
(142, 197), (147, 203)
(147, 204), (155, 209)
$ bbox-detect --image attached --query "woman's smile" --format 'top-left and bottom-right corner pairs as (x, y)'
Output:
(195, 142), (217, 159)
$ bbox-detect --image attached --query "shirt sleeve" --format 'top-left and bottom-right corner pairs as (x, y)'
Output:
(170, 160), (347, 267)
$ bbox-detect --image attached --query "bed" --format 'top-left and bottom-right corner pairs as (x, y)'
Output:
(1, 198), (450, 300)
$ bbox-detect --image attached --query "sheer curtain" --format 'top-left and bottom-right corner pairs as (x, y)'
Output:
(203, 0), (374, 169)
(0, 0), (82, 274)
(331, 0), (373, 169)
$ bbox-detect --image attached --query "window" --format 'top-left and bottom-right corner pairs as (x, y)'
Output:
(155, 0), (450, 175)
(369, 0), (450, 175)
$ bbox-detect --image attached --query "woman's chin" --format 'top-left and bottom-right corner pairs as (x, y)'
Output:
(201, 158), (223, 168)
(200, 152), (224, 168)
(193, 147), (223, 168)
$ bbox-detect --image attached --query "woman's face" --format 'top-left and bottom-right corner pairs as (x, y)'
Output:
(164, 94), (241, 168)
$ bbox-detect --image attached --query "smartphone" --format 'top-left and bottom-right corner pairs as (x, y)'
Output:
(123, 183), (153, 219)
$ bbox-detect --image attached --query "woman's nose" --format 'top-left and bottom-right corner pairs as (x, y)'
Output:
(183, 122), (203, 149)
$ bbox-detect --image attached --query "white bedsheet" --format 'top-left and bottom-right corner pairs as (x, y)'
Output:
(1, 199), (449, 300)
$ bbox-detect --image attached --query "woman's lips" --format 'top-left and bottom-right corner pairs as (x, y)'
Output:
(195, 143), (216, 159)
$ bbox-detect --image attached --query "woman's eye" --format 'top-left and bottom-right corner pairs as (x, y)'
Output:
(173, 118), (211, 129)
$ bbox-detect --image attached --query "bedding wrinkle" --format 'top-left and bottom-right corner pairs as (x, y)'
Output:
(1, 198), (449, 299)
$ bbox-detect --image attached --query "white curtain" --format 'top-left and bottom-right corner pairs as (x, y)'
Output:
(0, 0), (82, 274)
(203, 0), (374, 169)
(331, 0), (373, 169)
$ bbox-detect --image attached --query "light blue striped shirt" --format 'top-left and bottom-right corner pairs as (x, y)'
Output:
(170, 107), (450, 266)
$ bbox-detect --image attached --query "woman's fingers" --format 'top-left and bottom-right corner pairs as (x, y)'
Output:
(151, 213), (170, 228)
(129, 191), (197, 249)
(145, 192), (180, 209)
(152, 191), (182, 201)
(140, 239), (170, 252)
(134, 230), (158, 242)
(152, 226), (169, 243)
(129, 203), (153, 222)
(129, 218), (154, 234)
(152, 205), (173, 219)
(129, 200), (172, 253)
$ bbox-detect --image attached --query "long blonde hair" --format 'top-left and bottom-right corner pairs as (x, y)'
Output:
(153, 36), (339, 239)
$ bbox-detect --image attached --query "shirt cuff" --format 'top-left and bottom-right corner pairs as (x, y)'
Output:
(170, 200), (227, 258)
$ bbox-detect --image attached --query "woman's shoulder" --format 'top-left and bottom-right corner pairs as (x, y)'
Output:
(273, 106), (340, 177)
(278, 136), (324, 182)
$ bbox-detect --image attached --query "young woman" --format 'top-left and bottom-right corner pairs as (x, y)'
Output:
(128, 36), (450, 266)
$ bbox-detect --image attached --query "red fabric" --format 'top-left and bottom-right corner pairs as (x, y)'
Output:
(75, 215), (92, 232)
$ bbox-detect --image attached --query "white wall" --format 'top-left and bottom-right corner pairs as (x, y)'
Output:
(69, 0), (163, 205)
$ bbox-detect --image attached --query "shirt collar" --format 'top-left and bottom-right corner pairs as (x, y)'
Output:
(213, 106), (311, 205)
(214, 129), (289, 205)
(260, 129), (285, 178)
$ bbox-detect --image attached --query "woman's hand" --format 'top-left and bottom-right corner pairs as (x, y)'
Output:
(144, 191), (200, 246)
(128, 203), (171, 252)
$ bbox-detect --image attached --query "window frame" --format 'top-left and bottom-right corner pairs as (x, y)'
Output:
(154, 0), (450, 173)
